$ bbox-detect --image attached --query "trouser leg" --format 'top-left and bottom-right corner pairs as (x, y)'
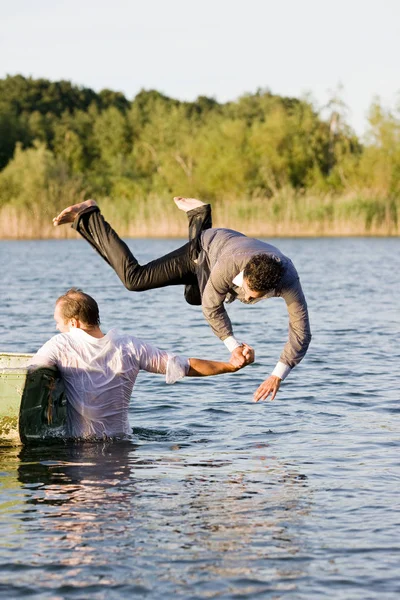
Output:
(187, 204), (212, 240)
(184, 204), (212, 305)
(73, 207), (197, 291)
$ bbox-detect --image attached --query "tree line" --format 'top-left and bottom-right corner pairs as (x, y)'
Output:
(0, 74), (399, 237)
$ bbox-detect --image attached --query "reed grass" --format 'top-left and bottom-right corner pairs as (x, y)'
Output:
(0, 191), (398, 239)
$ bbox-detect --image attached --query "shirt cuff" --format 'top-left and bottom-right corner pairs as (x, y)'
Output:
(272, 361), (292, 381)
(223, 336), (242, 352)
(166, 354), (190, 384)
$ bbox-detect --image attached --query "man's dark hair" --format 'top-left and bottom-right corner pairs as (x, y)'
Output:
(56, 288), (100, 327)
(243, 254), (284, 292)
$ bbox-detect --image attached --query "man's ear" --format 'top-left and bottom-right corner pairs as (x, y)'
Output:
(69, 318), (80, 329)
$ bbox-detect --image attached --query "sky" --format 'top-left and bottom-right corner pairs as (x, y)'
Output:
(1, 0), (399, 137)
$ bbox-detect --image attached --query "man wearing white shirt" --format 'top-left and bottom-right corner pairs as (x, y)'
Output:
(53, 198), (311, 402)
(30, 288), (254, 440)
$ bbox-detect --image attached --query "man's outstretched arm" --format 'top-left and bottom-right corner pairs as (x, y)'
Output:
(253, 280), (311, 402)
(188, 344), (254, 376)
(137, 339), (254, 382)
(201, 267), (251, 370)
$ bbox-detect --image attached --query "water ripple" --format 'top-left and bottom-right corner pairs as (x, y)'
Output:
(0, 238), (399, 599)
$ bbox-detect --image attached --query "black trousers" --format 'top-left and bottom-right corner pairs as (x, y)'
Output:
(73, 204), (212, 305)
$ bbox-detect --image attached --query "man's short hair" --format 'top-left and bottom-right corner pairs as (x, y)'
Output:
(56, 288), (100, 327)
(243, 254), (284, 292)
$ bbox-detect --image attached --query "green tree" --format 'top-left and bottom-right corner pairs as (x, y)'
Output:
(0, 141), (83, 215)
(358, 99), (400, 195)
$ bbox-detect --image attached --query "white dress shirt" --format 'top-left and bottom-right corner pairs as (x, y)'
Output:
(29, 328), (189, 439)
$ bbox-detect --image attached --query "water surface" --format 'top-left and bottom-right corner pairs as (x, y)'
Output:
(0, 237), (399, 599)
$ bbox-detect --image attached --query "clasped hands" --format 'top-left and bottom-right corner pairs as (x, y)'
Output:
(230, 345), (282, 402)
(229, 344), (255, 370)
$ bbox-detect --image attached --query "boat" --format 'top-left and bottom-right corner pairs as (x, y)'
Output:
(0, 352), (66, 444)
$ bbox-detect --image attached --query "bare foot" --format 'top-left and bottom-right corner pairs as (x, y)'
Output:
(52, 199), (98, 226)
(173, 197), (206, 212)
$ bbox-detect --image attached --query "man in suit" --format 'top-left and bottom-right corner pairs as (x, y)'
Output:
(53, 197), (311, 402)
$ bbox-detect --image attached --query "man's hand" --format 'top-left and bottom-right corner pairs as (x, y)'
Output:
(230, 344), (255, 370)
(241, 344), (255, 365)
(253, 375), (281, 402)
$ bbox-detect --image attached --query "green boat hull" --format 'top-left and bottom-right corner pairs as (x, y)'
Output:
(0, 353), (67, 444)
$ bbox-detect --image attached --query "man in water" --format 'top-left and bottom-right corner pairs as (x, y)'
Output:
(53, 197), (311, 402)
(29, 288), (254, 439)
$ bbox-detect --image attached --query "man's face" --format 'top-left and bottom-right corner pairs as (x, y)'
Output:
(53, 302), (70, 333)
(242, 278), (266, 303)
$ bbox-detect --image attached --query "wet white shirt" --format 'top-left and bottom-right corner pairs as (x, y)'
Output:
(29, 328), (189, 439)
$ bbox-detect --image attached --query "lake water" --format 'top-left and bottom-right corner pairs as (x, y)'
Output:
(0, 236), (399, 599)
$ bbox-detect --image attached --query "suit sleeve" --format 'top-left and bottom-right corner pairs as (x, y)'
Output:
(201, 259), (235, 340)
(279, 279), (312, 369)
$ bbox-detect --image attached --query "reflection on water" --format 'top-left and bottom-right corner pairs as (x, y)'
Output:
(0, 237), (399, 598)
(0, 437), (311, 598)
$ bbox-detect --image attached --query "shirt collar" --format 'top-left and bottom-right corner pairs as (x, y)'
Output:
(232, 271), (244, 287)
(232, 270), (276, 300)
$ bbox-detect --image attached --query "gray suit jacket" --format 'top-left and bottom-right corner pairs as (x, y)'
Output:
(196, 228), (312, 369)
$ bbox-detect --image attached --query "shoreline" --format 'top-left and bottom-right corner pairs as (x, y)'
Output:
(1, 193), (399, 239)
(1, 229), (398, 241)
